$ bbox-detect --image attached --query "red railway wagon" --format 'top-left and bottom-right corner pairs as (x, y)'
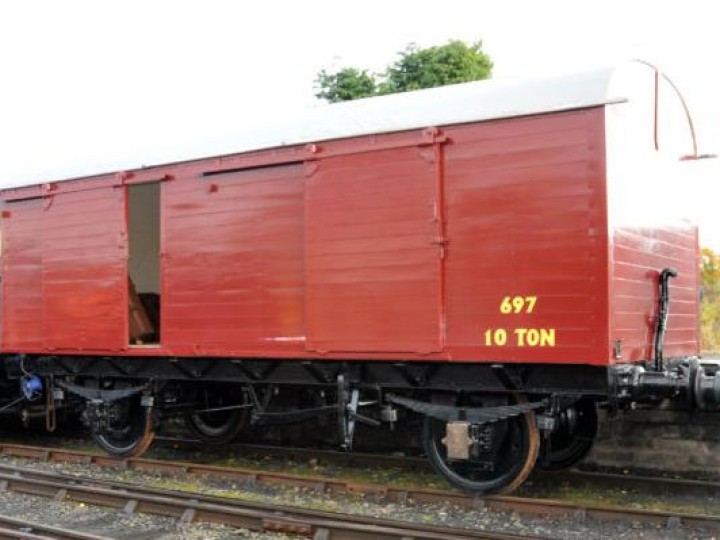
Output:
(1, 61), (718, 494)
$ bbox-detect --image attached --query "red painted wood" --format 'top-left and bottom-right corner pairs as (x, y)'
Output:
(305, 145), (441, 353)
(41, 187), (127, 350)
(0, 106), (700, 366)
(162, 163), (305, 356)
(2, 199), (43, 350)
(442, 108), (610, 364)
(610, 225), (699, 362)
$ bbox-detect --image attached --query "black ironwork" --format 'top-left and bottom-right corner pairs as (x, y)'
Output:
(386, 394), (546, 424)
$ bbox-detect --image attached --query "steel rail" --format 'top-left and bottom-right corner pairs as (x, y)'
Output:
(0, 443), (718, 532)
(546, 468), (720, 498)
(0, 465), (540, 540)
(14, 435), (720, 499)
(162, 439), (720, 499)
(0, 514), (109, 540)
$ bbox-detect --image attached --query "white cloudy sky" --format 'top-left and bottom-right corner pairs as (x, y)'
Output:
(0, 0), (718, 244)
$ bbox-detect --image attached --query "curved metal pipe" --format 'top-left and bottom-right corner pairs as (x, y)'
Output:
(631, 59), (698, 159)
(654, 267), (677, 372)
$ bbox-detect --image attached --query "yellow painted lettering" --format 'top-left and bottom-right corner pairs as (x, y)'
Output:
(500, 295), (539, 315)
(540, 328), (555, 347)
(494, 328), (507, 346)
(484, 328), (508, 346)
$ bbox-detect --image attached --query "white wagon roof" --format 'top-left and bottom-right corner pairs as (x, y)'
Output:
(3, 63), (653, 188)
(250, 66), (625, 151)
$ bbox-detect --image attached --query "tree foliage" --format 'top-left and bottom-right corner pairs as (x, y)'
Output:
(315, 40), (493, 103)
(701, 247), (720, 352)
(315, 68), (377, 103)
(379, 41), (493, 95)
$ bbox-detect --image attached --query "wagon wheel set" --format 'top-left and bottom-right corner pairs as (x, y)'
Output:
(92, 393), (156, 457)
(81, 387), (250, 458)
(84, 386), (595, 495)
(423, 402), (541, 493)
(182, 385), (251, 442)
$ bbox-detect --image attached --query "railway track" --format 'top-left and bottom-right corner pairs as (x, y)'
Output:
(158, 437), (720, 500)
(0, 461), (539, 540)
(0, 442), (717, 535)
(0, 514), (107, 540)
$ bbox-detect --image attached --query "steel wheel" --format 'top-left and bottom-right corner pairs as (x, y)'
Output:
(539, 399), (597, 471)
(423, 396), (539, 495)
(184, 385), (250, 442)
(91, 395), (155, 458)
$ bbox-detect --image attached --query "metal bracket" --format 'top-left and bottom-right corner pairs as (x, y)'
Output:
(337, 375), (381, 451)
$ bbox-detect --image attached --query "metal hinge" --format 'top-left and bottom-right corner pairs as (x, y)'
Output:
(431, 236), (449, 259)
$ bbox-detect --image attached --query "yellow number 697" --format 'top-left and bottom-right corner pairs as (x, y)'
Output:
(500, 296), (537, 314)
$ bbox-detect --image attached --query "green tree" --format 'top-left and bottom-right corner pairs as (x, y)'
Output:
(701, 247), (720, 351)
(315, 40), (493, 103)
(315, 68), (377, 103)
(379, 41), (493, 95)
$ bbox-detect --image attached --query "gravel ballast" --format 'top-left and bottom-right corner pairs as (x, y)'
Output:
(0, 454), (714, 540)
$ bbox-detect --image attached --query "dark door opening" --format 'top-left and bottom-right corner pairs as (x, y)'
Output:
(128, 183), (161, 345)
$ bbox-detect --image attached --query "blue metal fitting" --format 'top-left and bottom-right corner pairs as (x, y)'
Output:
(21, 375), (43, 401)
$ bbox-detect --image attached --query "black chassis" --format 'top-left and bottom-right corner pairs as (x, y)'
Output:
(5, 354), (610, 397)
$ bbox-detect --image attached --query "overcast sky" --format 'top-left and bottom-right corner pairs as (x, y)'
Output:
(1, 0), (718, 245)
